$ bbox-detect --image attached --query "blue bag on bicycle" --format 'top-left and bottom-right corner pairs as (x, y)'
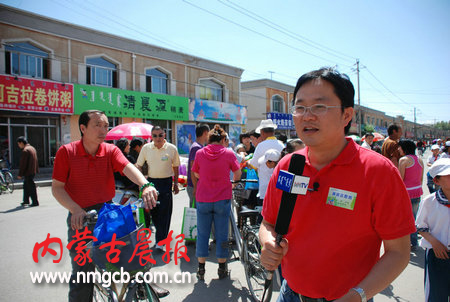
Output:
(244, 168), (259, 190)
(93, 203), (136, 246)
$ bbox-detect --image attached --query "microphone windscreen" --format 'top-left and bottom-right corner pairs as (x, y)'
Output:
(274, 154), (306, 235)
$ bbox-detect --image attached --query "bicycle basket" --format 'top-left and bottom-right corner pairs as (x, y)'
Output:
(87, 224), (153, 274)
(233, 187), (251, 200)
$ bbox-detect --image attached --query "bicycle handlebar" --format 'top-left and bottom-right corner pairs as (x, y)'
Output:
(231, 179), (258, 184)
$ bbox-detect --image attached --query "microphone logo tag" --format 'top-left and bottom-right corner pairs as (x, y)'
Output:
(276, 170), (310, 195)
(276, 170), (295, 192)
(291, 175), (310, 195)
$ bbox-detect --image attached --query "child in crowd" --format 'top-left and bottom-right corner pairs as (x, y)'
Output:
(415, 158), (450, 302)
(257, 149), (281, 203)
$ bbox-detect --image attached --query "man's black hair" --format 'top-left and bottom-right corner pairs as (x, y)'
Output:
(398, 139), (416, 155)
(365, 132), (374, 138)
(248, 129), (260, 138)
(130, 137), (145, 149)
(292, 67), (355, 134)
(152, 126), (163, 133)
(387, 124), (401, 136)
(115, 138), (129, 154)
(78, 110), (105, 137)
(16, 136), (28, 144)
(196, 123), (210, 138)
(239, 132), (250, 143)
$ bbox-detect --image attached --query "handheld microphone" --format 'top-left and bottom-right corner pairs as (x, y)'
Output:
(274, 153), (306, 242)
(264, 153), (306, 288)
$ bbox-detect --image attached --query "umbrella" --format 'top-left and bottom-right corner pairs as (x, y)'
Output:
(372, 132), (385, 142)
(105, 122), (153, 140)
(348, 135), (361, 142)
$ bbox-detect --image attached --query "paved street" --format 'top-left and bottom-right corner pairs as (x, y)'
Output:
(0, 151), (432, 301)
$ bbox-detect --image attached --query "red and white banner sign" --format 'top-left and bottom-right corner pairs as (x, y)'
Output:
(0, 75), (74, 114)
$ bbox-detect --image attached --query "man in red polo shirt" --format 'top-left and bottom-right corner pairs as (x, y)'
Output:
(52, 110), (158, 302)
(260, 68), (415, 302)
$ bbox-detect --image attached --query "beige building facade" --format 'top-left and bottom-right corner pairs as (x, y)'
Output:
(0, 5), (244, 169)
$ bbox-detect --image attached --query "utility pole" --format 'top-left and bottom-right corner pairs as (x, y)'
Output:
(413, 107), (417, 139)
(356, 59), (361, 137)
(268, 71), (274, 80)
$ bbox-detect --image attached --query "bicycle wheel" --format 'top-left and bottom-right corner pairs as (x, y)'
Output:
(127, 282), (160, 302)
(4, 172), (14, 193)
(93, 283), (118, 302)
(242, 230), (272, 302)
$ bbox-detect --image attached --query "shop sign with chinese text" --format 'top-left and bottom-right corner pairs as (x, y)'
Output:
(0, 75), (74, 114)
(189, 98), (247, 124)
(74, 84), (189, 120)
(266, 112), (294, 130)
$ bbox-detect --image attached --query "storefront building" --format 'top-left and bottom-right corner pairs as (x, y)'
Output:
(0, 5), (244, 169)
(241, 79), (294, 137)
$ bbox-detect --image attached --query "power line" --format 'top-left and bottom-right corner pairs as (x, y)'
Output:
(182, 0), (350, 67)
(219, 0), (356, 64)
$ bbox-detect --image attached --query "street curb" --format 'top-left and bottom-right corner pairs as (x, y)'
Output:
(13, 180), (52, 190)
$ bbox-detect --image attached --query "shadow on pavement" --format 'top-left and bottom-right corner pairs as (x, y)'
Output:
(182, 277), (253, 302)
(0, 205), (30, 214)
(409, 247), (425, 269)
(379, 284), (410, 302)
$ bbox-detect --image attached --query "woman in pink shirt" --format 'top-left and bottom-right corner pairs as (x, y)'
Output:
(192, 125), (241, 280)
(398, 139), (424, 249)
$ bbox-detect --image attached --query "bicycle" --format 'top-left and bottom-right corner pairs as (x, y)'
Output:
(0, 159), (14, 194)
(228, 179), (273, 302)
(84, 202), (160, 302)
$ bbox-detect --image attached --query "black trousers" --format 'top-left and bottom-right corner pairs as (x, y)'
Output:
(148, 177), (173, 244)
(23, 174), (38, 205)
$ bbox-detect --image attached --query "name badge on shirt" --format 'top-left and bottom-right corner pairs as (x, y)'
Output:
(161, 155), (169, 161)
(326, 187), (357, 210)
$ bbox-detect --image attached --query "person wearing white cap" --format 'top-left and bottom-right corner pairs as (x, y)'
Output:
(248, 119), (284, 170)
(257, 149), (281, 202)
(440, 140), (450, 159)
(415, 158), (450, 302)
(427, 145), (442, 193)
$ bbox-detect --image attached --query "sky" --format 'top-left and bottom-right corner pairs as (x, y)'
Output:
(1, 0), (449, 125)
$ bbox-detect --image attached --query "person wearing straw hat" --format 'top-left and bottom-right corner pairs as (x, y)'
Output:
(248, 119), (284, 170)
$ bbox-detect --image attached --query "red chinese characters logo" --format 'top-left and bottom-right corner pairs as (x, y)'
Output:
(32, 229), (190, 266)
(0, 75), (73, 113)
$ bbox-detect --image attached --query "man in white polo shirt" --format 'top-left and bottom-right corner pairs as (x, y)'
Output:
(137, 126), (180, 250)
(249, 119), (285, 170)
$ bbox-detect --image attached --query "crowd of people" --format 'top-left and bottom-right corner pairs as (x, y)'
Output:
(40, 69), (448, 301)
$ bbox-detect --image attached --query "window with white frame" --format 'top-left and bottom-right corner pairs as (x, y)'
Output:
(5, 42), (49, 78)
(146, 68), (168, 94)
(86, 57), (117, 87)
(271, 95), (284, 113)
(199, 79), (223, 102)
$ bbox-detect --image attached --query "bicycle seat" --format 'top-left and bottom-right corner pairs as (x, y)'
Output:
(238, 206), (261, 218)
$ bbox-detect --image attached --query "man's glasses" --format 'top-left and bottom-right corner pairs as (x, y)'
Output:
(290, 104), (342, 116)
(152, 134), (164, 138)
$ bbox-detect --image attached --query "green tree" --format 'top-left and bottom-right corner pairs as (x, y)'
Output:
(363, 124), (375, 135)
(434, 121), (450, 131)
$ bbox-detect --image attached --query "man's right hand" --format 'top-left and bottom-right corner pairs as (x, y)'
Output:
(259, 220), (289, 271)
(70, 208), (87, 230)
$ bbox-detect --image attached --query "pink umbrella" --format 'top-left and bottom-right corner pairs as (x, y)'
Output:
(105, 122), (153, 140)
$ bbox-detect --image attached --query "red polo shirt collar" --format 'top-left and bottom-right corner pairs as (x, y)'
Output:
(75, 139), (108, 157)
(304, 138), (358, 169)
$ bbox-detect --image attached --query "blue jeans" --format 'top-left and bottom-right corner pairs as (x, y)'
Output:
(196, 199), (230, 259)
(410, 197), (420, 246)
